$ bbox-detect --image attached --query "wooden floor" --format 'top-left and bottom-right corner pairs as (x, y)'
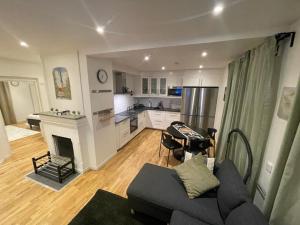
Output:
(0, 128), (180, 225)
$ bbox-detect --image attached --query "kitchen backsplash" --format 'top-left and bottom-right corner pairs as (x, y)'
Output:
(135, 97), (181, 110)
(114, 95), (135, 114)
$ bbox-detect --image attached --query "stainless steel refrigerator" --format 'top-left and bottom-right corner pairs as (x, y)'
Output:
(180, 87), (219, 130)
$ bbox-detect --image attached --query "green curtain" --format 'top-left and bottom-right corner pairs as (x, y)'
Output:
(263, 77), (300, 225)
(217, 37), (281, 195)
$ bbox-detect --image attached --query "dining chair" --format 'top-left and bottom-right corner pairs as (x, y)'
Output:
(170, 121), (185, 126)
(188, 137), (212, 155)
(159, 131), (183, 166)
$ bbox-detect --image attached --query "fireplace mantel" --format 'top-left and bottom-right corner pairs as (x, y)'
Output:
(40, 113), (89, 173)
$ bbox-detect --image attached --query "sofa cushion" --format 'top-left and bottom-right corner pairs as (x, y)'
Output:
(174, 154), (220, 199)
(171, 210), (210, 225)
(127, 163), (223, 225)
(225, 203), (269, 225)
(215, 160), (251, 219)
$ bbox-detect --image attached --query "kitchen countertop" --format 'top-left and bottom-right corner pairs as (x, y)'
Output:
(115, 107), (180, 124)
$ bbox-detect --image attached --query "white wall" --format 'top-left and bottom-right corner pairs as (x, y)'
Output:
(0, 57), (49, 111)
(256, 19), (300, 200)
(0, 110), (11, 163)
(9, 82), (35, 123)
(80, 55), (116, 169)
(42, 52), (84, 113)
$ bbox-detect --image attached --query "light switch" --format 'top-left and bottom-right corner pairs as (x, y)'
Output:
(266, 161), (273, 174)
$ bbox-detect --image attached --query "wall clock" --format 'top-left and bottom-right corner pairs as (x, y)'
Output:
(97, 69), (108, 84)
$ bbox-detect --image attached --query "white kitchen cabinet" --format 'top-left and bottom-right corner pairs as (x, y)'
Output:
(159, 78), (167, 95)
(138, 111), (146, 132)
(141, 76), (168, 97)
(142, 77), (149, 94)
(147, 110), (181, 130)
(164, 111), (180, 128)
(148, 110), (165, 129)
(150, 78), (158, 95)
(115, 118), (130, 149)
(115, 110), (181, 150)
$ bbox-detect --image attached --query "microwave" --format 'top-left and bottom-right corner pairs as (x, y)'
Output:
(168, 87), (182, 96)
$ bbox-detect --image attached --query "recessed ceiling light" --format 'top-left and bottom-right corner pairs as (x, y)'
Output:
(144, 55), (150, 61)
(201, 51), (208, 57)
(20, 41), (29, 48)
(199, 65), (203, 69)
(161, 66), (165, 70)
(213, 4), (224, 16)
(96, 26), (105, 34)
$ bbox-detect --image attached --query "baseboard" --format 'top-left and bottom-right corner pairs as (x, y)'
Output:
(0, 153), (11, 164)
(89, 152), (116, 171)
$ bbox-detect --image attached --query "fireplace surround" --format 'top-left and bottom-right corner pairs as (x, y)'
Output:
(39, 113), (89, 173)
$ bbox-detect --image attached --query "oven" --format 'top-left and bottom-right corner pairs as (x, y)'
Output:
(130, 115), (138, 133)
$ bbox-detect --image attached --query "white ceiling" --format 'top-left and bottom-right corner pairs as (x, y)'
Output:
(0, 0), (299, 63)
(94, 38), (264, 71)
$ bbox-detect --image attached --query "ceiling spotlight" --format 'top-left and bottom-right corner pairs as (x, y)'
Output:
(201, 51), (208, 57)
(199, 65), (203, 69)
(20, 41), (29, 48)
(96, 26), (105, 34)
(144, 55), (150, 61)
(213, 4), (224, 16)
(161, 66), (165, 70)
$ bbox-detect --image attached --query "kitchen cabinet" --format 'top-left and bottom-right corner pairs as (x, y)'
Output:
(141, 77), (167, 96)
(115, 110), (181, 150)
(160, 78), (167, 95)
(150, 78), (158, 95)
(142, 78), (149, 94)
(115, 118), (130, 149)
(147, 110), (180, 130)
(148, 110), (165, 129)
(138, 111), (146, 132)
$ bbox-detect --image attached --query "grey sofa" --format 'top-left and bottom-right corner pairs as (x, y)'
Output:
(127, 160), (269, 225)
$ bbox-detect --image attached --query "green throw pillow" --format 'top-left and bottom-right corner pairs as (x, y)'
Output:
(174, 154), (220, 199)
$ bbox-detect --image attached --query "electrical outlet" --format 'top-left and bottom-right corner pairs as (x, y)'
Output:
(266, 161), (273, 174)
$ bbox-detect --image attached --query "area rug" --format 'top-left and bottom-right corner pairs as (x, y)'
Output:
(69, 189), (166, 225)
(5, 125), (39, 141)
(26, 171), (80, 191)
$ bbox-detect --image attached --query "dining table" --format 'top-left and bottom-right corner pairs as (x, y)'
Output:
(166, 124), (210, 161)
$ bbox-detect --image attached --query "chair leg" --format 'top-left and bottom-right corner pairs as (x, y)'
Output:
(167, 149), (170, 167)
(159, 142), (162, 157)
(159, 131), (163, 157)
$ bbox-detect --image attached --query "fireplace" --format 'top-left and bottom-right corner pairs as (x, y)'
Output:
(52, 135), (74, 159)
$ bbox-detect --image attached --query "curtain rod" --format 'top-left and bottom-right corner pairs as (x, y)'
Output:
(275, 32), (296, 47)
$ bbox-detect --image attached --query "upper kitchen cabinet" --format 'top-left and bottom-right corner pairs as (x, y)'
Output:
(159, 78), (167, 95)
(142, 77), (149, 94)
(150, 78), (158, 95)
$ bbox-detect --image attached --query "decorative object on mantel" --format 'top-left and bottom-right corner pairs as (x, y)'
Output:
(93, 108), (114, 121)
(97, 69), (108, 84)
(53, 67), (72, 100)
(277, 87), (296, 120)
(91, 89), (112, 93)
(10, 81), (20, 87)
(39, 111), (85, 120)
